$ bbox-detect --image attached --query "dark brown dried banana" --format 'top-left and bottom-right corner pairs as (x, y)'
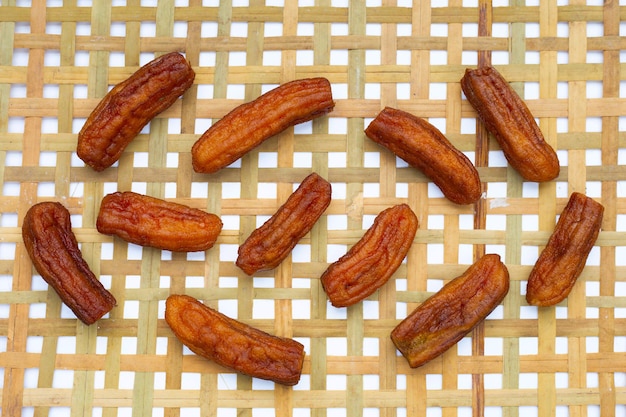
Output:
(461, 66), (559, 182)
(321, 204), (418, 307)
(365, 107), (482, 205)
(391, 254), (509, 368)
(526, 192), (604, 306)
(236, 173), (331, 275)
(77, 52), (195, 171)
(22, 202), (116, 325)
(96, 191), (223, 252)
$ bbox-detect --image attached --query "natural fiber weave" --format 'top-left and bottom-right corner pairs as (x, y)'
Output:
(1, 0), (625, 416)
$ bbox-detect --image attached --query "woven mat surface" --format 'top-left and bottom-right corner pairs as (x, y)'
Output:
(1, 0), (625, 416)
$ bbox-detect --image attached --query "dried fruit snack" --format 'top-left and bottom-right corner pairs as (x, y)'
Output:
(165, 294), (305, 386)
(391, 254), (509, 368)
(22, 202), (117, 325)
(236, 172), (332, 275)
(192, 77), (335, 174)
(460, 66), (560, 182)
(526, 192), (604, 306)
(321, 204), (418, 307)
(77, 52), (195, 171)
(96, 191), (223, 252)
(364, 107), (482, 205)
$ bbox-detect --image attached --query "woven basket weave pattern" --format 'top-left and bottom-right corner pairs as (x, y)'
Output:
(0, 1), (624, 416)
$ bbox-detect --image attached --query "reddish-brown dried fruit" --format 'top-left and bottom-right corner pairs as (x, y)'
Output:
(22, 202), (116, 325)
(526, 192), (604, 307)
(461, 66), (559, 182)
(391, 254), (509, 368)
(96, 191), (223, 252)
(165, 294), (305, 386)
(364, 107), (482, 205)
(236, 173), (331, 275)
(192, 77), (335, 174)
(77, 52), (195, 171)
(321, 204), (418, 307)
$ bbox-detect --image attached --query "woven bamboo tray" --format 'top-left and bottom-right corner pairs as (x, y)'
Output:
(1, 0), (625, 416)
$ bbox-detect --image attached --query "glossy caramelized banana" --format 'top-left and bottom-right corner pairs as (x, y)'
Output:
(192, 77), (335, 173)
(236, 173), (332, 275)
(321, 204), (418, 307)
(77, 52), (195, 171)
(165, 294), (305, 386)
(22, 202), (116, 325)
(364, 107), (482, 205)
(97, 191), (223, 252)
(526, 192), (604, 306)
(460, 66), (559, 182)
(391, 254), (509, 368)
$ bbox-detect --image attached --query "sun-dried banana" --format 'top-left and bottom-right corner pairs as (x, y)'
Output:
(77, 52), (195, 171)
(192, 78), (335, 174)
(365, 107), (482, 205)
(391, 254), (509, 368)
(165, 294), (305, 386)
(22, 202), (116, 325)
(96, 191), (223, 252)
(321, 204), (418, 307)
(461, 66), (559, 182)
(526, 192), (604, 306)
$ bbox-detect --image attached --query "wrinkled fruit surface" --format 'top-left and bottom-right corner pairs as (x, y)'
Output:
(22, 202), (116, 325)
(192, 77), (335, 174)
(97, 191), (223, 252)
(461, 66), (559, 182)
(321, 204), (418, 307)
(526, 192), (604, 306)
(365, 107), (482, 205)
(77, 52), (195, 171)
(236, 172), (331, 275)
(391, 254), (509, 368)
(165, 294), (305, 386)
